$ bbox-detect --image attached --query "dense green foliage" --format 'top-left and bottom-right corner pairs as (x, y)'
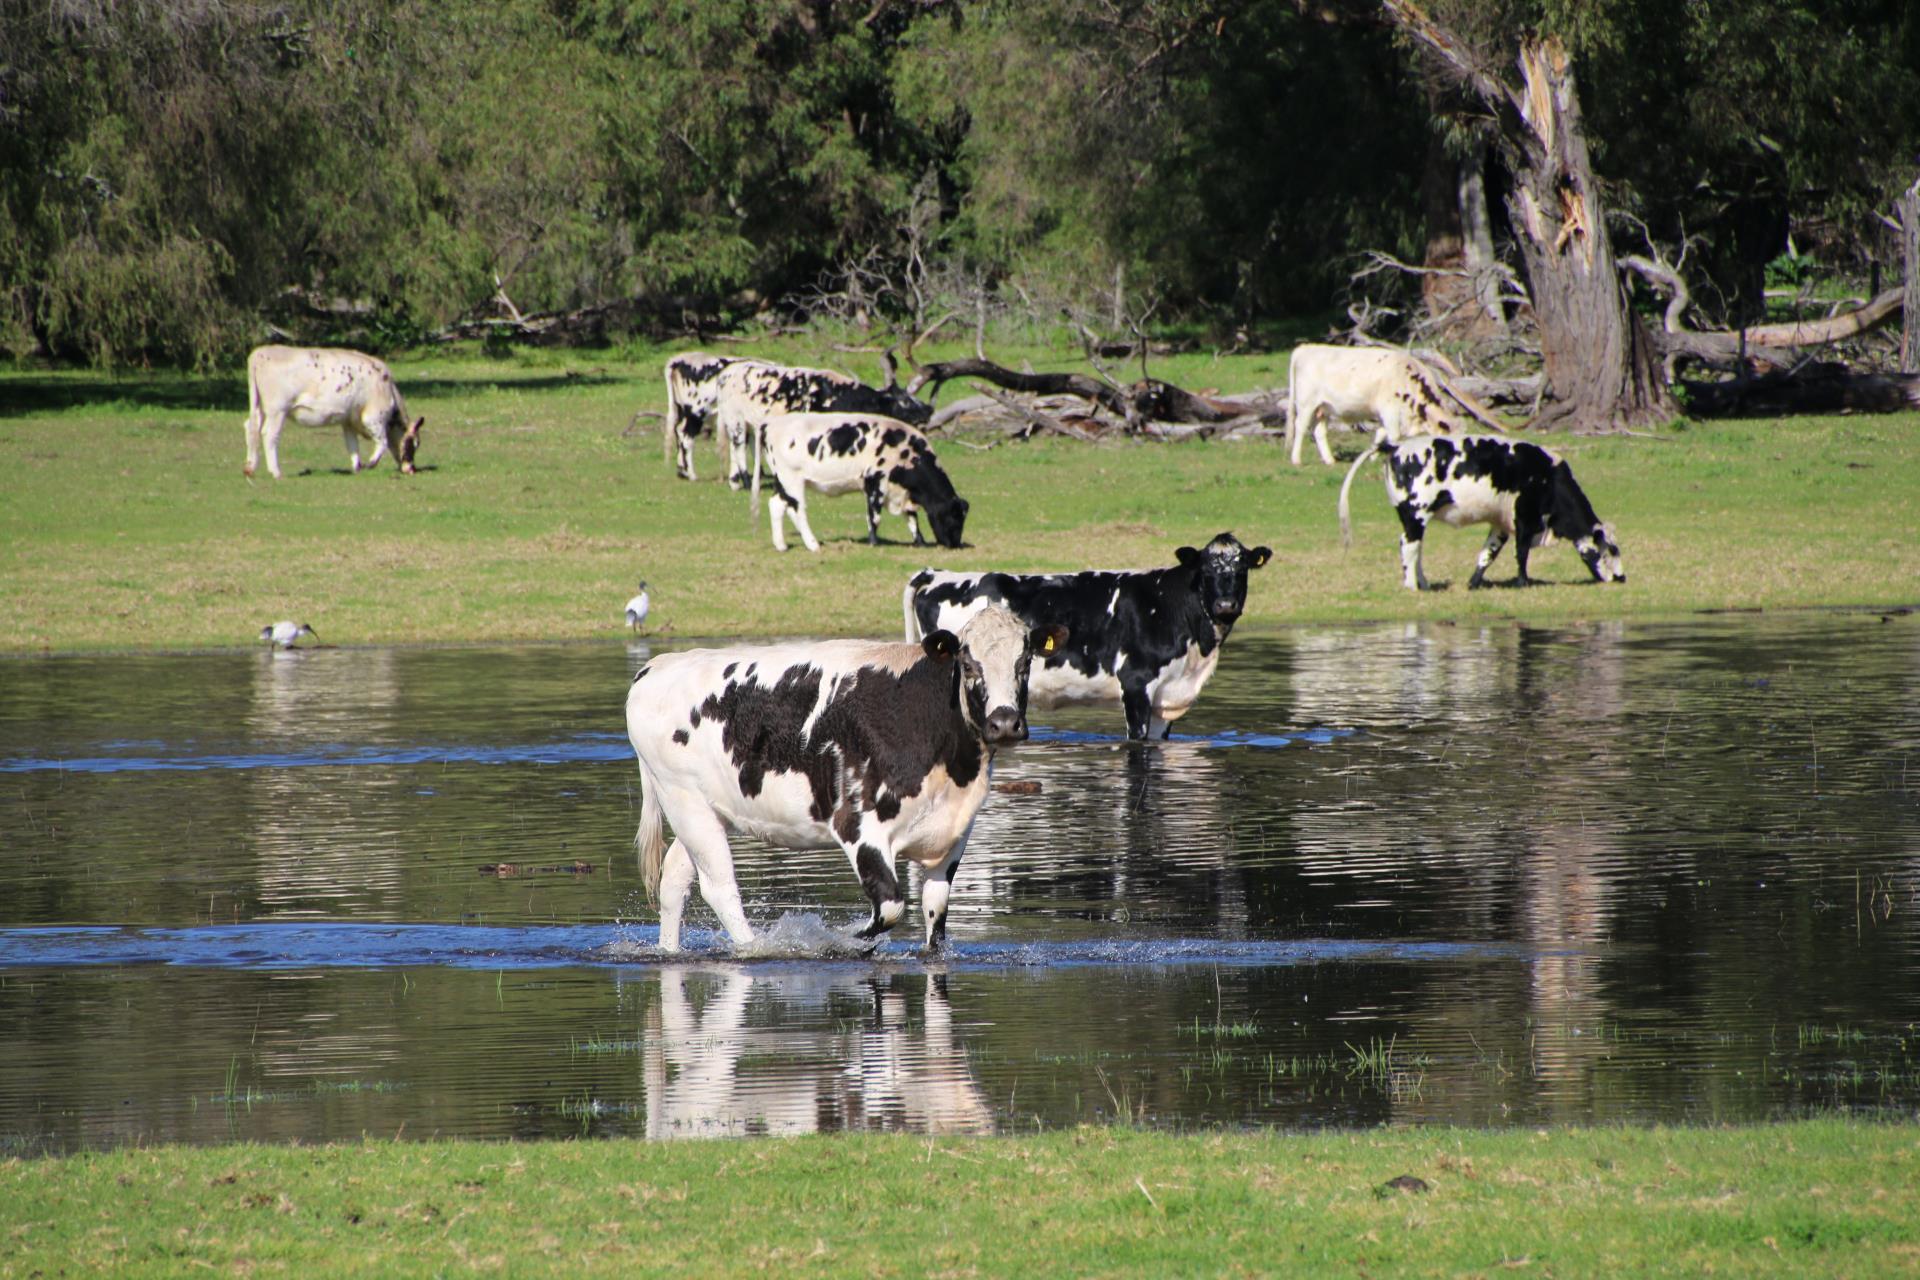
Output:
(6, 1122), (1918, 1275)
(3, 1), (1918, 365)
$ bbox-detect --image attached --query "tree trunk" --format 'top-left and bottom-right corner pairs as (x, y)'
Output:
(1420, 126), (1504, 340)
(1381, 5), (1672, 432)
(1899, 177), (1920, 373)
(1502, 39), (1671, 430)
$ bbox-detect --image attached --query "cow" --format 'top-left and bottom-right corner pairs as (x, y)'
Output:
(751, 412), (969, 553)
(1286, 343), (1502, 466)
(903, 532), (1272, 741)
(242, 345), (423, 480)
(626, 604), (1068, 952)
(662, 352), (933, 488)
(662, 352), (743, 483)
(1337, 431), (1625, 591)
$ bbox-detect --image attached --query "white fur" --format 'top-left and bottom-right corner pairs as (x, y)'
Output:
(243, 345), (413, 479)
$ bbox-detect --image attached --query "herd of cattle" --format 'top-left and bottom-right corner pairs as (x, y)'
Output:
(239, 340), (1625, 953)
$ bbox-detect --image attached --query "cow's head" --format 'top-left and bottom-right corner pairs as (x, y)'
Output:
(891, 443), (968, 549)
(391, 416), (424, 474)
(923, 605), (1068, 746)
(1576, 522), (1625, 583)
(1174, 532), (1273, 630)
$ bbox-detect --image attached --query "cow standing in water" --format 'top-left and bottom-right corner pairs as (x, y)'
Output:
(243, 346), (423, 479)
(905, 532), (1271, 741)
(626, 605), (1066, 952)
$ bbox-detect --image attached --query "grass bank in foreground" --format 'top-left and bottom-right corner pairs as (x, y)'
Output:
(4, 342), (1917, 652)
(5, 1122), (1915, 1275)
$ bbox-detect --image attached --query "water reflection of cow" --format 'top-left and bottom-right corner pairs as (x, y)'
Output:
(641, 966), (992, 1138)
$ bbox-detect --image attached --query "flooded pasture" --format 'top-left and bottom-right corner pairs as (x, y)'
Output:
(2, 614), (1918, 1152)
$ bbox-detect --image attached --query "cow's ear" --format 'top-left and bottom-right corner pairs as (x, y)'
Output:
(1175, 546), (1201, 568)
(406, 416), (425, 440)
(1249, 546), (1272, 569)
(1030, 624), (1069, 656)
(922, 630), (960, 662)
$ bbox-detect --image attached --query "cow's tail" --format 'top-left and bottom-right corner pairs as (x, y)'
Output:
(636, 761), (666, 904)
(1285, 348), (1301, 461)
(1338, 439), (1384, 549)
(902, 576), (925, 642)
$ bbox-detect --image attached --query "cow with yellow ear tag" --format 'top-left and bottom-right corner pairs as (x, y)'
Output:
(903, 532), (1272, 740)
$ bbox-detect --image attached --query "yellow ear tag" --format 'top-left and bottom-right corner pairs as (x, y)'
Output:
(1042, 636), (1056, 653)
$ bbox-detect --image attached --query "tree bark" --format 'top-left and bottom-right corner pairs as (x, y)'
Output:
(906, 357), (1246, 426)
(1899, 177), (1920, 373)
(1381, 4), (1672, 431)
(1420, 125), (1505, 340)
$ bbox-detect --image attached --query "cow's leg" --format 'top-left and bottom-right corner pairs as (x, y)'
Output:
(837, 828), (906, 940)
(906, 510), (927, 547)
(786, 482), (823, 553)
(654, 791), (754, 946)
(1467, 531), (1508, 590)
(862, 474), (884, 546)
(1512, 520), (1538, 586)
(655, 839), (697, 952)
(920, 831), (971, 952)
(1289, 403), (1314, 465)
(675, 416), (698, 481)
(262, 410), (288, 480)
(1314, 411), (1337, 465)
(243, 410), (263, 477)
(1121, 683), (1154, 741)
(1394, 503), (1430, 591)
(767, 480), (792, 552)
(725, 419), (751, 491)
(342, 424), (363, 472)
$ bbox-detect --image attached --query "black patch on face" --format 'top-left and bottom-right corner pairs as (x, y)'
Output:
(694, 653), (984, 828)
(889, 446), (968, 549)
(671, 729), (689, 745)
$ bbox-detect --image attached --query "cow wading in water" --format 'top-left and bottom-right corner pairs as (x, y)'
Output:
(904, 532), (1271, 741)
(243, 345), (423, 479)
(662, 352), (930, 487)
(751, 411), (969, 552)
(627, 605), (1067, 952)
(1338, 431), (1625, 590)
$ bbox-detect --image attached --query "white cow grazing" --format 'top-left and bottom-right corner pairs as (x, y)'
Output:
(626, 605), (1066, 952)
(243, 345), (424, 479)
(1286, 343), (1500, 466)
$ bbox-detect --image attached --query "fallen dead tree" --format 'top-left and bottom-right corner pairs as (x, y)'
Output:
(905, 356), (1258, 431)
(1680, 361), (1920, 417)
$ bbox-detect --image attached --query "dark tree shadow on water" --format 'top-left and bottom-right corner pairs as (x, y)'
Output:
(0, 370), (631, 420)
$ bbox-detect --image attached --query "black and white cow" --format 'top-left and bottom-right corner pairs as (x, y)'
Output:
(904, 532), (1272, 741)
(752, 412), (969, 552)
(627, 605), (1067, 952)
(1338, 431), (1625, 591)
(662, 352), (744, 483)
(662, 352), (932, 488)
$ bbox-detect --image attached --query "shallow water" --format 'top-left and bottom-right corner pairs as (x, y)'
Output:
(2, 615), (1918, 1151)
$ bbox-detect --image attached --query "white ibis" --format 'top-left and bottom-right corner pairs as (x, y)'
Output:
(260, 621), (317, 649)
(624, 582), (651, 631)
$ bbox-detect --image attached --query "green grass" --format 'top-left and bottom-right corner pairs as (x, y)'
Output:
(4, 1122), (1916, 1275)
(3, 339), (1916, 653)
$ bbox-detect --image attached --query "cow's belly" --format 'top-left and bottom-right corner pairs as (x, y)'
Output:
(284, 399), (363, 432)
(1144, 643), (1219, 719)
(1430, 481), (1515, 534)
(1027, 661), (1123, 708)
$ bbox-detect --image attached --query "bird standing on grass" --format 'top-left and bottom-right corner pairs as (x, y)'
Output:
(624, 581), (651, 632)
(260, 621), (318, 649)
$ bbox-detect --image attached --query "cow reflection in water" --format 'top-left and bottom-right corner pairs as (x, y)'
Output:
(642, 967), (992, 1138)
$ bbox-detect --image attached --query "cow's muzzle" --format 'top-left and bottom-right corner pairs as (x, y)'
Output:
(1210, 603), (1242, 623)
(983, 707), (1027, 744)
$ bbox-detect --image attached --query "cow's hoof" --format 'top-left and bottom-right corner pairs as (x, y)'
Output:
(1467, 577), (1488, 591)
